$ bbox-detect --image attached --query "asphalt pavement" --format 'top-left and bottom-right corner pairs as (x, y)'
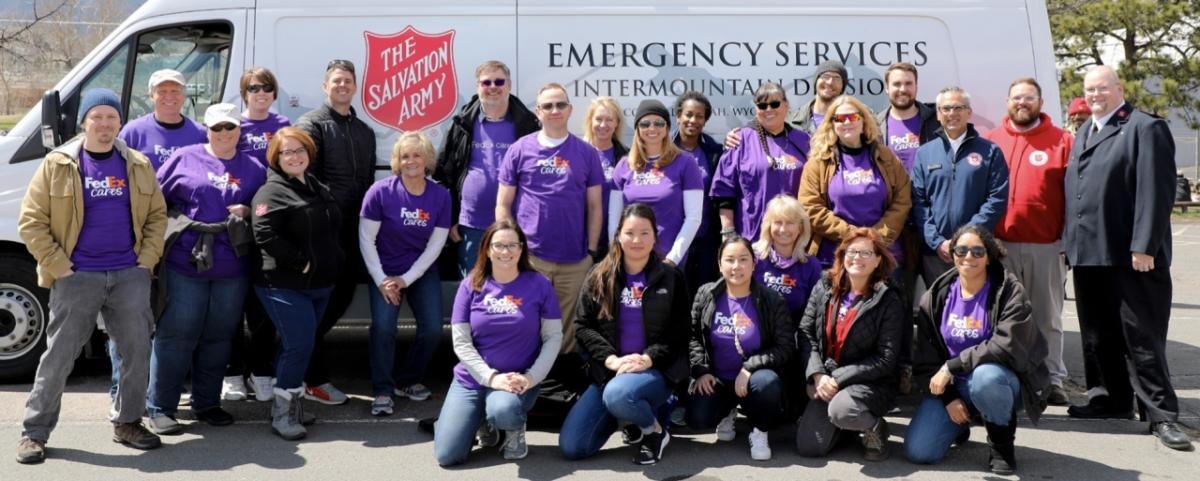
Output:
(2, 221), (1198, 480)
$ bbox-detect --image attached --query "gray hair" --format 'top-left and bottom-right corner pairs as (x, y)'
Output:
(936, 86), (971, 107)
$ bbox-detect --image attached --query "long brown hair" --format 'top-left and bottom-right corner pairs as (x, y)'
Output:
(829, 227), (896, 301)
(628, 118), (680, 172)
(468, 219), (533, 291)
(588, 203), (659, 320)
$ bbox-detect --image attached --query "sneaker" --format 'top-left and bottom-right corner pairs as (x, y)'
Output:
(304, 383), (348, 405)
(477, 422), (501, 448)
(716, 408), (737, 441)
(112, 422), (162, 450)
(1047, 385), (1069, 406)
(222, 375), (248, 401)
(195, 407), (235, 426)
(16, 437), (45, 464)
(371, 395), (394, 416)
(147, 414), (183, 435)
(634, 430), (669, 465)
(251, 375), (275, 402)
(179, 387), (191, 407)
(620, 423), (643, 445)
(395, 383), (432, 402)
(862, 418), (890, 461)
(501, 426), (528, 460)
(748, 428), (771, 461)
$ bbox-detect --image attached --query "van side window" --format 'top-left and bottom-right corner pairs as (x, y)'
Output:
(125, 23), (233, 122)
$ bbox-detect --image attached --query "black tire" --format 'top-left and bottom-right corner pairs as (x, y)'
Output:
(0, 253), (49, 382)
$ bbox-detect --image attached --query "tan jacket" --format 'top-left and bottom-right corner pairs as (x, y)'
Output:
(798, 143), (912, 256)
(18, 136), (167, 287)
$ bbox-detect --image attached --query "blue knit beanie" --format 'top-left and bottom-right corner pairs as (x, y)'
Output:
(77, 89), (123, 125)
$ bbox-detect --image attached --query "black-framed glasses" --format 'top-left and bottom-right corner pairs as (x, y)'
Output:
(952, 245), (987, 259)
(538, 101), (570, 112)
(490, 242), (523, 252)
(845, 249), (876, 259)
(208, 123), (237, 132)
(279, 147), (307, 158)
(937, 104), (969, 114)
(756, 100), (783, 111)
(479, 78), (507, 87)
(247, 84), (275, 94)
(637, 120), (667, 129)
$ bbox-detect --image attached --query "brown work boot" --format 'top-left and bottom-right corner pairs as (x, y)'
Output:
(113, 422), (162, 450)
(16, 437), (46, 464)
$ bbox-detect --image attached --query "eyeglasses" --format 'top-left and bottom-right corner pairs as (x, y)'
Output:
(478, 78), (507, 87)
(937, 104), (969, 114)
(538, 101), (570, 112)
(490, 242), (523, 252)
(1083, 86), (1112, 95)
(833, 112), (862, 124)
(952, 245), (987, 259)
(247, 84), (275, 94)
(279, 147), (307, 158)
(208, 123), (238, 132)
(845, 249), (876, 259)
(755, 100), (783, 111)
(638, 120), (667, 129)
(818, 73), (844, 83)
(1008, 95), (1038, 103)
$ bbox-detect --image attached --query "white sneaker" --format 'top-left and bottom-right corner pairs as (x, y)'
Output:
(251, 376), (275, 402)
(221, 376), (247, 401)
(716, 408), (737, 441)
(749, 428), (771, 461)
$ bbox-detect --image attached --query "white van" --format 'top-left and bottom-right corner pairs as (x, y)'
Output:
(0, 0), (1059, 379)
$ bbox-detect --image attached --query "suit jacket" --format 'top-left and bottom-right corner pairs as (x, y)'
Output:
(1064, 102), (1175, 268)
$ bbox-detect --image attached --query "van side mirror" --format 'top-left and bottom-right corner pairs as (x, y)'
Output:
(40, 90), (65, 149)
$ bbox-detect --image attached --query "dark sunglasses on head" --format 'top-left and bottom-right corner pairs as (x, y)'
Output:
(538, 101), (570, 112)
(246, 84), (275, 94)
(638, 120), (667, 129)
(208, 123), (238, 132)
(479, 78), (507, 87)
(953, 245), (987, 259)
(833, 112), (862, 124)
(326, 59), (356, 75)
(756, 100), (783, 111)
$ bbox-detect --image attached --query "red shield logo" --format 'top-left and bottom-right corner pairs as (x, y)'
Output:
(362, 27), (458, 132)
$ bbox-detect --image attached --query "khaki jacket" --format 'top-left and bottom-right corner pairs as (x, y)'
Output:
(18, 136), (167, 287)
(798, 143), (911, 255)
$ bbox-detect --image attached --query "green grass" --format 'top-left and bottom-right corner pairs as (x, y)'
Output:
(0, 114), (21, 132)
(1173, 209), (1200, 221)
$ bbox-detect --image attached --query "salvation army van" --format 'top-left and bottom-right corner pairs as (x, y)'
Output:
(0, 0), (1059, 379)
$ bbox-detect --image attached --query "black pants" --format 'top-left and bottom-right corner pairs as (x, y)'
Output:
(226, 289), (277, 377)
(1072, 265), (1178, 422)
(305, 221), (365, 387)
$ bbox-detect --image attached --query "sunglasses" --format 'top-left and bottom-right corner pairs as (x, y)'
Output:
(833, 112), (862, 124)
(479, 78), (507, 87)
(326, 59), (356, 74)
(208, 123), (238, 132)
(756, 100), (783, 111)
(538, 101), (570, 112)
(246, 84), (275, 94)
(953, 245), (987, 259)
(638, 120), (667, 129)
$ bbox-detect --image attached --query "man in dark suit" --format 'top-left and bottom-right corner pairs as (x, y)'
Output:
(1063, 66), (1192, 451)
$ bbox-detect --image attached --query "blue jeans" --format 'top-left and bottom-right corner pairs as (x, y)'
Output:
(686, 369), (784, 431)
(147, 269), (248, 416)
(433, 379), (540, 466)
(559, 370), (670, 460)
(368, 270), (442, 395)
(905, 363), (1021, 464)
(456, 226), (485, 277)
(255, 285), (333, 390)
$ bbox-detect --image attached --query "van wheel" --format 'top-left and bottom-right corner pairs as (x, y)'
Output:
(0, 253), (49, 381)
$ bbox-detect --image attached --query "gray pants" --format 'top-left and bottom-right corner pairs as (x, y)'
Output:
(1001, 241), (1068, 386)
(22, 267), (153, 442)
(796, 384), (879, 457)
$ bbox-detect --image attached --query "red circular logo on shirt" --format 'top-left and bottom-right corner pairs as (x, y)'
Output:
(966, 152), (983, 167)
(1028, 151), (1048, 167)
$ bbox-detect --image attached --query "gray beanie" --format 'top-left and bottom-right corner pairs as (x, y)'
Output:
(634, 99), (670, 129)
(77, 88), (123, 125)
(814, 60), (848, 83)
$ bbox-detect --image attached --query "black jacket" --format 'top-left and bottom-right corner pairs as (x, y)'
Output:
(689, 278), (794, 379)
(917, 264), (1050, 423)
(574, 260), (691, 386)
(250, 169), (344, 289)
(295, 102), (377, 219)
(798, 273), (904, 415)
(434, 94), (540, 223)
(1064, 102), (1175, 268)
(875, 102), (941, 146)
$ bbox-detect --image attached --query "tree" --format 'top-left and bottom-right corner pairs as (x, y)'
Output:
(1049, 0), (1200, 128)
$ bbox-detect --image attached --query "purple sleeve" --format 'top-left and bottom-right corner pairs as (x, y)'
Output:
(709, 145), (741, 198)
(498, 139), (521, 186)
(435, 186), (452, 228)
(584, 142), (604, 187)
(451, 280), (473, 324)
(612, 157), (630, 191)
(155, 150), (184, 205)
(360, 182), (384, 220)
(538, 275), (563, 319)
(680, 152), (704, 190)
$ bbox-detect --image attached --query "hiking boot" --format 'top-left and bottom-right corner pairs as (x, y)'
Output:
(221, 375), (247, 401)
(634, 430), (669, 465)
(748, 428), (771, 461)
(985, 420), (1017, 474)
(501, 426), (528, 460)
(271, 388), (306, 440)
(303, 382), (348, 405)
(371, 395), (394, 416)
(250, 375), (275, 402)
(1047, 385), (1069, 406)
(113, 422), (162, 450)
(477, 421), (501, 448)
(147, 414), (183, 435)
(395, 383), (432, 402)
(16, 437), (45, 464)
(862, 418), (890, 461)
(716, 408), (737, 441)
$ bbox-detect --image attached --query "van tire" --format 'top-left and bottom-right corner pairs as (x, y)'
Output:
(0, 253), (49, 382)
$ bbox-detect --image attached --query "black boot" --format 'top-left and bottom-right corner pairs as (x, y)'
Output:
(985, 419), (1017, 475)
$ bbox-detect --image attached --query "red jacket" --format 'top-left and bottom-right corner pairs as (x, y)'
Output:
(984, 113), (1073, 243)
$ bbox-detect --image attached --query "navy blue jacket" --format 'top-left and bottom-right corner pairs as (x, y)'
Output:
(910, 124), (1009, 252)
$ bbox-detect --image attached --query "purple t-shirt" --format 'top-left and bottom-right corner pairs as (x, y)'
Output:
(451, 271), (562, 390)
(599, 147), (618, 236)
(710, 127), (809, 241)
(754, 250), (822, 314)
(498, 133), (604, 263)
(816, 148), (888, 267)
(886, 115), (923, 173)
(118, 114), (207, 170)
(71, 150), (137, 272)
(613, 152), (704, 259)
(710, 293), (762, 381)
(941, 277), (993, 378)
(360, 177), (452, 276)
(459, 117), (517, 229)
(158, 144), (266, 278)
(618, 271), (648, 355)
(238, 113), (291, 167)
(811, 112), (826, 129)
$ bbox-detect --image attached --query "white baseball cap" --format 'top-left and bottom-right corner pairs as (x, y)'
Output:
(203, 103), (241, 127)
(148, 69), (186, 90)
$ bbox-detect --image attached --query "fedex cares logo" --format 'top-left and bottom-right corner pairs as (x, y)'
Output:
(762, 271), (797, 294)
(400, 207), (432, 227)
(483, 294), (522, 315)
(84, 176), (126, 197)
(363, 27), (457, 132)
(208, 172), (242, 193)
(632, 168), (666, 186)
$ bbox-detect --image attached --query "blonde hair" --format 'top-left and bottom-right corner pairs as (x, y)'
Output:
(582, 96), (625, 147)
(753, 194), (812, 263)
(390, 131), (436, 175)
(628, 116), (680, 172)
(808, 95), (900, 170)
